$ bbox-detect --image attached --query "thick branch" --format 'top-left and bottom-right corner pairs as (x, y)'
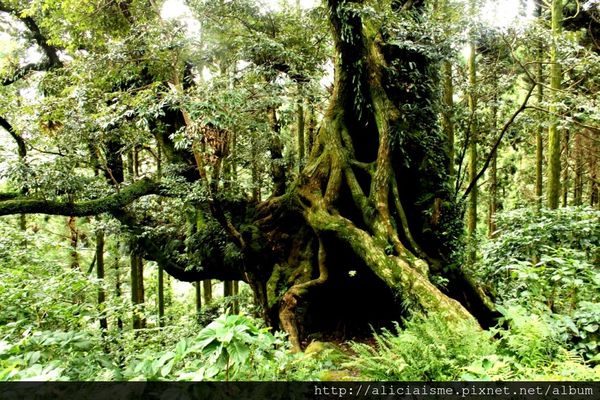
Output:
(0, 178), (161, 217)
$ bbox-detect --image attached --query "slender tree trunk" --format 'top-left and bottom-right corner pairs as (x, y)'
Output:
(467, 24), (478, 263)
(224, 281), (233, 296)
(562, 131), (570, 207)
(267, 107), (286, 196)
(195, 281), (202, 317)
(157, 139), (162, 178)
(134, 146), (140, 177)
(202, 280), (213, 305)
(573, 132), (584, 206)
(127, 151), (134, 179)
(67, 216), (80, 271)
(547, 0), (563, 209)
(488, 150), (498, 238)
(96, 230), (108, 330)
(589, 132), (599, 208)
(433, 0), (455, 177)
(232, 281), (239, 314)
(306, 107), (316, 155)
(250, 142), (261, 202)
(535, 1), (544, 210)
(487, 87), (498, 238)
(114, 247), (123, 331)
(442, 61), (455, 176)
(130, 254), (145, 329)
(158, 264), (165, 327)
(297, 95), (305, 173)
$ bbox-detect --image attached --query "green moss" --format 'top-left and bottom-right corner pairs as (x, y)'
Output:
(266, 263), (286, 309)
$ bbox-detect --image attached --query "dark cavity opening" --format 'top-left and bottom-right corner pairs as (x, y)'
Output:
(300, 236), (405, 342)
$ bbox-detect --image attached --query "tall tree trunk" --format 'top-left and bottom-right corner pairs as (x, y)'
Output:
(202, 280), (213, 305)
(67, 216), (80, 271)
(224, 281), (233, 297)
(442, 60), (455, 177)
(250, 143), (261, 202)
(114, 246), (123, 331)
(267, 108), (286, 196)
(547, 0), (563, 209)
(487, 88), (498, 238)
(433, 0), (455, 177)
(306, 107), (316, 155)
(130, 254), (145, 330)
(562, 130), (570, 207)
(297, 96), (306, 173)
(158, 264), (165, 327)
(535, 0), (544, 210)
(466, 17), (478, 263)
(96, 230), (108, 330)
(232, 281), (240, 314)
(488, 150), (498, 238)
(589, 131), (599, 208)
(573, 132), (584, 206)
(195, 281), (202, 318)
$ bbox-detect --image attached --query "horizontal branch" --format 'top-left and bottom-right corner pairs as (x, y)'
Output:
(0, 178), (161, 217)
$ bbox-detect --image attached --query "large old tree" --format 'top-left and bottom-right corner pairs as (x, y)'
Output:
(0, 0), (497, 349)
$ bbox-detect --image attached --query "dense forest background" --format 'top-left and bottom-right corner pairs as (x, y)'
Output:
(0, 0), (599, 381)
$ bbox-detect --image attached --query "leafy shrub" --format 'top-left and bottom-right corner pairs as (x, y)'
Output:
(345, 309), (600, 381)
(478, 206), (599, 313)
(123, 314), (273, 380)
(495, 305), (563, 368)
(477, 206), (599, 361)
(552, 302), (600, 363)
(345, 313), (495, 380)
(0, 330), (111, 380)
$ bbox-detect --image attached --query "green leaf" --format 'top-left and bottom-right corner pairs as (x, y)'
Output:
(160, 359), (175, 378)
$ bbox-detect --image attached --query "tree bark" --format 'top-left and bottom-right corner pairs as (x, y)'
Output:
(114, 246), (123, 331)
(96, 230), (108, 330)
(195, 281), (202, 318)
(442, 60), (455, 177)
(535, 0), (544, 210)
(547, 0), (563, 209)
(562, 130), (570, 207)
(297, 95), (306, 173)
(467, 15), (478, 263)
(573, 132), (583, 206)
(130, 254), (145, 330)
(158, 264), (165, 327)
(203, 280), (213, 305)
(67, 216), (80, 271)
(488, 90), (498, 238)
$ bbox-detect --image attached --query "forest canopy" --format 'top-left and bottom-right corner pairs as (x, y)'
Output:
(0, 0), (599, 382)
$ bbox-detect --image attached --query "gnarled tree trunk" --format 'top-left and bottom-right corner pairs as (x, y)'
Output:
(251, 0), (495, 350)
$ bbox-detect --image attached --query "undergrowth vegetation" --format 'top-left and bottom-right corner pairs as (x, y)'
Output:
(1, 207), (599, 381)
